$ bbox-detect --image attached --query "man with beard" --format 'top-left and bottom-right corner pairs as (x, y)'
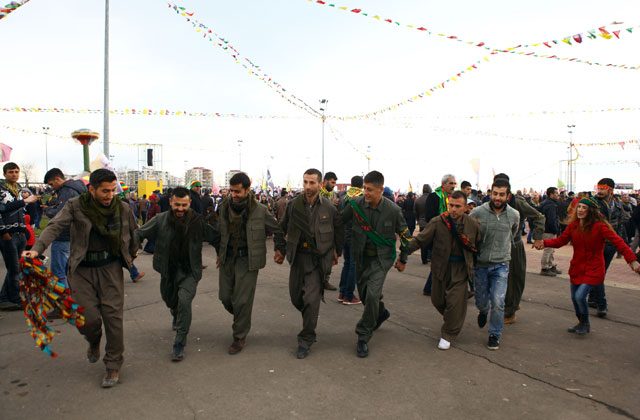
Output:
(404, 190), (481, 350)
(24, 169), (138, 388)
(492, 173), (545, 324)
(216, 172), (286, 355)
(470, 178), (520, 350)
(589, 178), (625, 317)
(422, 174), (457, 296)
(135, 187), (218, 361)
(280, 169), (343, 359)
(319, 171), (339, 290)
(343, 171), (413, 358)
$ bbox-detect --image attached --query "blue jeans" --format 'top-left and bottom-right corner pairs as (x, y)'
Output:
(570, 283), (592, 320)
(474, 263), (509, 339)
(589, 243), (616, 309)
(50, 240), (71, 287)
(0, 233), (26, 304)
(339, 243), (356, 299)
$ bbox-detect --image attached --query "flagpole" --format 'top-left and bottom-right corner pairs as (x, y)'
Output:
(103, 0), (110, 158)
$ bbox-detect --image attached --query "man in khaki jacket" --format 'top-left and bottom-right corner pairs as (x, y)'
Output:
(280, 168), (343, 359)
(404, 190), (481, 350)
(24, 169), (137, 388)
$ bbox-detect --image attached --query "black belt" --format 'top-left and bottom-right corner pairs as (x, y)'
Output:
(80, 251), (119, 268)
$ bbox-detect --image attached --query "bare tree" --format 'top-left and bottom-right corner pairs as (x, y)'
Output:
(21, 162), (37, 187)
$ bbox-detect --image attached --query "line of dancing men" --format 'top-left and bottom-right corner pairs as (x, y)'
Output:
(21, 166), (639, 388)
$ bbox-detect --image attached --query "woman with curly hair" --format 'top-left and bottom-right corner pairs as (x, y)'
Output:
(535, 198), (640, 335)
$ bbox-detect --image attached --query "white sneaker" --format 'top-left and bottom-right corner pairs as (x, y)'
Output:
(437, 338), (451, 350)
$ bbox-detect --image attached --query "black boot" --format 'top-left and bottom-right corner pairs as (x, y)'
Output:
(575, 315), (590, 335)
(567, 316), (581, 333)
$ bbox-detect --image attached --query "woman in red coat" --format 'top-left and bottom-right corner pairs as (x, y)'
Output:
(538, 198), (640, 335)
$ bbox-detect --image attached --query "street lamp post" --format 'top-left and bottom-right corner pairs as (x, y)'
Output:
(567, 124), (576, 191)
(366, 145), (371, 173)
(319, 99), (328, 174)
(42, 126), (50, 172)
(103, 0), (110, 157)
(72, 129), (100, 172)
(238, 139), (243, 170)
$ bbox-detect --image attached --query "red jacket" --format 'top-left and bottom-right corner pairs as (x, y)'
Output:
(24, 214), (36, 247)
(544, 220), (637, 285)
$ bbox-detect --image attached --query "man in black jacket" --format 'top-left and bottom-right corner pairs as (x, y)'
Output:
(413, 184), (432, 264)
(0, 162), (39, 310)
(44, 168), (87, 288)
(539, 187), (561, 276)
(189, 181), (204, 215)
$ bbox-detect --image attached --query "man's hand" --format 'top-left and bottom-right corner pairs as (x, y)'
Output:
(533, 239), (544, 250)
(216, 256), (221, 269)
(394, 260), (406, 272)
(274, 250), (285, 265)
(630, 261), (640, 275)
(332, 250), (339, 266)
(23, 194), (39, 204)
(22, 250), (39, 259)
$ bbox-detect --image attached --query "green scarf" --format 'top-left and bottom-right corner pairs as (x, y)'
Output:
(434, 186), (449, 215)
(79, 192), (122, 256)
(1, 179), (20, 198)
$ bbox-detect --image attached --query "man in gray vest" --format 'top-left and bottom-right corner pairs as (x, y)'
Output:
(216, 172), (286, 355)
(280, 168), (344, 359)
(343, 171), (413, 358)
(135, 187), (218, 362)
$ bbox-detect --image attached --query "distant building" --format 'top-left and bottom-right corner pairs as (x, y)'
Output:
(117, 169), (183, 190)
(185, 167), (213, 189)
(224, 170), (241, 187)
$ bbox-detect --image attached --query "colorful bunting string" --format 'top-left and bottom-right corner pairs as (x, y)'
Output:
(329, 55), (492, 120)
(307, 1), (640, 70)
(387, 107), (640, 120)
(0, 0), (30, 21)
(168, 2), (321, 118)
(19, 257), (85, 358)
(0, 107), (305, 119)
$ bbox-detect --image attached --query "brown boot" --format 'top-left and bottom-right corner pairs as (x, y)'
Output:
(504, 314), (516, 325)
(87, 341), (100, 363)
(228, 338), (246, 355)
(101, 369), (119, 388)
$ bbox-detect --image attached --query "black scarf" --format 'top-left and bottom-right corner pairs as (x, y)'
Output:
(291, 194), (316, 249)
(168, 208), (203, 275)
(222, 193), (257, 257)
(79, 192), (122, 256)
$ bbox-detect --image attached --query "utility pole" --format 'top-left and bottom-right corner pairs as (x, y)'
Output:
(319, 99), (328, 174)
(567, 124), (576, 191)
(42, 126), (50, 172)
(366, 145), (371, 172)
(103, 0), (110, 157)
(238, 139), (243, 170)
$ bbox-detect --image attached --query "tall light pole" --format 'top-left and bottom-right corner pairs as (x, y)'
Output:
(366, 145), (371, 172)
(319, 99), (328, 174)
(238, 139), (243, 170)
(42, 126), (50, 172)
(103, 0), (110, 157)
(567, 124), (576, 191)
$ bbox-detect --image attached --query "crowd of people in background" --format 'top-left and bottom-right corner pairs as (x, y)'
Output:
(1, 160), (639, 388)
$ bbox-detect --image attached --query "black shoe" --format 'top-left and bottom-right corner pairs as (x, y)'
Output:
(551, 266), (562, 275)
(540, 269), (557, 277)
(597, 307), (607, 318)
(575, 322), (590, 335)
(587, 301), (597, 309)
(87, 341), (100, 364)
(296, 345), (310, 359)
(374, 309), (390, 330)
(567, 320), (581, 333)
(477, 312), (487, 328)
(356, 340), (369, 358)
(487, 335), (500, 350)
(172, 343), (185, 362)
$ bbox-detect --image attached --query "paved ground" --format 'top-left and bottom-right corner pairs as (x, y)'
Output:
(1, 245), (639, 420)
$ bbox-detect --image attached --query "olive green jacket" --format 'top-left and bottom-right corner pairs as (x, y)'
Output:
(280, 194), (344, 272)
(135, 210), (218, 281)
(342, 196), (411, 271)
(217, 197), (286, 271)
(33, 197), (137, 275)
(407, 213), (481, 282)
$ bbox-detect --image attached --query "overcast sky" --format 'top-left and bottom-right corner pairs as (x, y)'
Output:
(1, 0), (639, 191)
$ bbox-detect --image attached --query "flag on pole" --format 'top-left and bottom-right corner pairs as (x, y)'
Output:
(267, 169), (275, 190)
(0, 143), (12, 162)
(408, 180), (413, 193)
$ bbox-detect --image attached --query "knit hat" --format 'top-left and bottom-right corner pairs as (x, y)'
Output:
(190, 180), (202, 188)
(579, 197), (598, 208)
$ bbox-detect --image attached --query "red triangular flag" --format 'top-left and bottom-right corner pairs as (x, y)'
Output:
(573, 34), (582, 43)
(613, 30), (620, 38)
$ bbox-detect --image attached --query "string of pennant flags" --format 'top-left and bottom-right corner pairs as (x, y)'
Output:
(168, 2), (321, 118)
(307, 1), (640, 70)
(0, 106), (304, 119)
(0, 0), (30, 21)
(386, 107), (640, 120)
(329, 55), (493, 120)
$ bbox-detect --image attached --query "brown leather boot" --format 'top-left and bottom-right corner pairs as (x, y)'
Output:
(228, 338), (246, 355)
